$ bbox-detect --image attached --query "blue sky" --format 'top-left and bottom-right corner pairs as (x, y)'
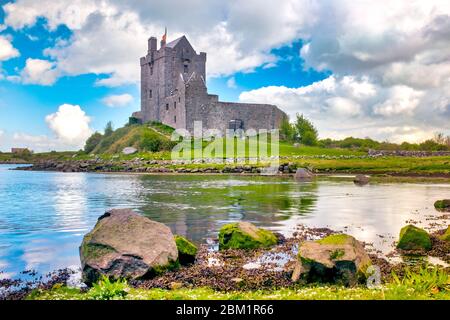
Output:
(1, 1), (449, 151)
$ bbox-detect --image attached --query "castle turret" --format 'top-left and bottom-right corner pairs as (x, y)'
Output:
(148, 37), (157, 53)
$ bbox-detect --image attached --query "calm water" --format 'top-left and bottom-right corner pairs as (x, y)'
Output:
(0, 164), (449, 279)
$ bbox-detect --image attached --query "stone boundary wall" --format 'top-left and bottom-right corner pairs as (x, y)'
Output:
(368, 149), (450, 157)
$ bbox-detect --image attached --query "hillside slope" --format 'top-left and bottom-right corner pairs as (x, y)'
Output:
(89, 123), (176, 154)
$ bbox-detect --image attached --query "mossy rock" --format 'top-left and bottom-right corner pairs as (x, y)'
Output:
(397, 225), (432, 251)
(434, 200), (450, 211)
(440, 226), (450, 242)
(293, 234), (372, 286)
(79, 209), (178, 285)
(218, 222), (277, 250)
(174, 235), (198, 265)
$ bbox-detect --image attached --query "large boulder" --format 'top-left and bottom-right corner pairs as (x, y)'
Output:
(440, 226), (450, 242)
(292, 234), (372, 286)
(80, 209), (178, 285)
(122, 147), (138, 155)
(218, 222), (278, 250)
(397, 225), (432, 251)
(174, 235), (198, 265)
(294, 168), (314, 180)
(434, 199), (450, 211)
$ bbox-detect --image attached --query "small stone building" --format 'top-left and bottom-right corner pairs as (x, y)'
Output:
(132, 35), (286, 134)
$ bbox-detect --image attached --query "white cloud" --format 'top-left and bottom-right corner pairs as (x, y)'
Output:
(3, 0), (450, 142)
(0, 35), (19, 61)
(45, 104), (93, 147)
(239, 76), (449, 143)
(226, 77), (237, 89)
(373, 86), (423, 117)
(20, 58), (59, 85)
(0, 104), (93, 152)
(102, 93), (133, 107)
(0, 24), (6, 32)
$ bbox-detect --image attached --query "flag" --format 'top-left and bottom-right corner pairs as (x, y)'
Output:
(162, 27), (167, 43)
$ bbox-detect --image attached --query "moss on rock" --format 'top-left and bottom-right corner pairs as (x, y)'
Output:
(316, 234), (353, 245)
(174, 235), (198, 265)
(440, 226), (450, 242)
(397, 225), (432, 251)
(218, 222), (277, 250)
(294, 234), (372, 286)
(434, 199), (450, 210)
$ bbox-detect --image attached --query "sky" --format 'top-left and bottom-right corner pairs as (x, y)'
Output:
(0, 0), (450, 152)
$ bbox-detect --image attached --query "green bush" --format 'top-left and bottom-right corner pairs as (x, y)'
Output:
(88, 275), (129, 300)
(84, 132), (103, 153)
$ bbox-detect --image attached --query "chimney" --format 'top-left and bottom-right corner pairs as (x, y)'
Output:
(148, 37), (157, 53)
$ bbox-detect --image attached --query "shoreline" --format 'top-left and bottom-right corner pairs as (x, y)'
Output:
(7, 163), (450, 181)
(2, 225), (448, 300)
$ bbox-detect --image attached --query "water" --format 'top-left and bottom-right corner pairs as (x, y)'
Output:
(0, 164), (449, 279)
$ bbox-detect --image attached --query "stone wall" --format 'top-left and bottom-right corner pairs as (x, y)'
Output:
(368, 149), (450, 157)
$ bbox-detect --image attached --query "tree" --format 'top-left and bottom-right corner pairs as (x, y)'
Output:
(293, 114), (318, 146)
(280, 116), (295, 141)
(84, 132), (103, 153)
(104, 121), (114, 136)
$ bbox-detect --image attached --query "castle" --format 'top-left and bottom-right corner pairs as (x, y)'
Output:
(132, 34), (286, 134)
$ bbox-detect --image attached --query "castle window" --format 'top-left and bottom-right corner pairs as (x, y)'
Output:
(174, 115), (176, 123)
(166, 103), (169, 111)
(229, 119), (243, 131)
(174, 102), (176, 109)
(149, 90), (152, 99)
(184, 64), (188, 73)
(150, 66), (153, 75)
(179, 97), (181, 102)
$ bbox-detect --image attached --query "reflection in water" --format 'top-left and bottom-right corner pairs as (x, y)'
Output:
(0, 164), (449, 279)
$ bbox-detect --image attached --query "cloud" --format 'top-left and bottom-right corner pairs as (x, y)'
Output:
(226, 77), (237, 89)
(239, 76), (448, 143)
(0, 35), (20, 61)
(102, 93), (134, 107)
(1, 0), (312, 84)
(20, 58), (59, 85)
(45, 104), (92, 147)
(2, 0), (450, 142)
(3, 104), (93, 152)
(373, 86), (423, 117)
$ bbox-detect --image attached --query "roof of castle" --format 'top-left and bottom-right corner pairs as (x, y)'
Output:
(166, 36), (186, 48)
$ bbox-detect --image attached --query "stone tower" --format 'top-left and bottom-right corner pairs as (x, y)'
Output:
(134, 35), (206, 129)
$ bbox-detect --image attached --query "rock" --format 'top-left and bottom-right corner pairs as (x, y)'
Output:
(122, 147), (138, 155)
(353, 174), (369, 185)
(397, 225), (432, 251)
(218, 222), (278, 250)
(79, 209), (178, 285)
(174, 235), (198, 265)
(292, 234), (372, 286)
(434, 199), (450, 211)
(294, 168), (314, 180)
(440, 226), (450, 242)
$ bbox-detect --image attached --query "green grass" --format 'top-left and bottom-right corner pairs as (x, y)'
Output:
(28, 266), (449, 300)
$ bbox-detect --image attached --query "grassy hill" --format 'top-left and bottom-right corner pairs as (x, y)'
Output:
(88, 122), (176, 154)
